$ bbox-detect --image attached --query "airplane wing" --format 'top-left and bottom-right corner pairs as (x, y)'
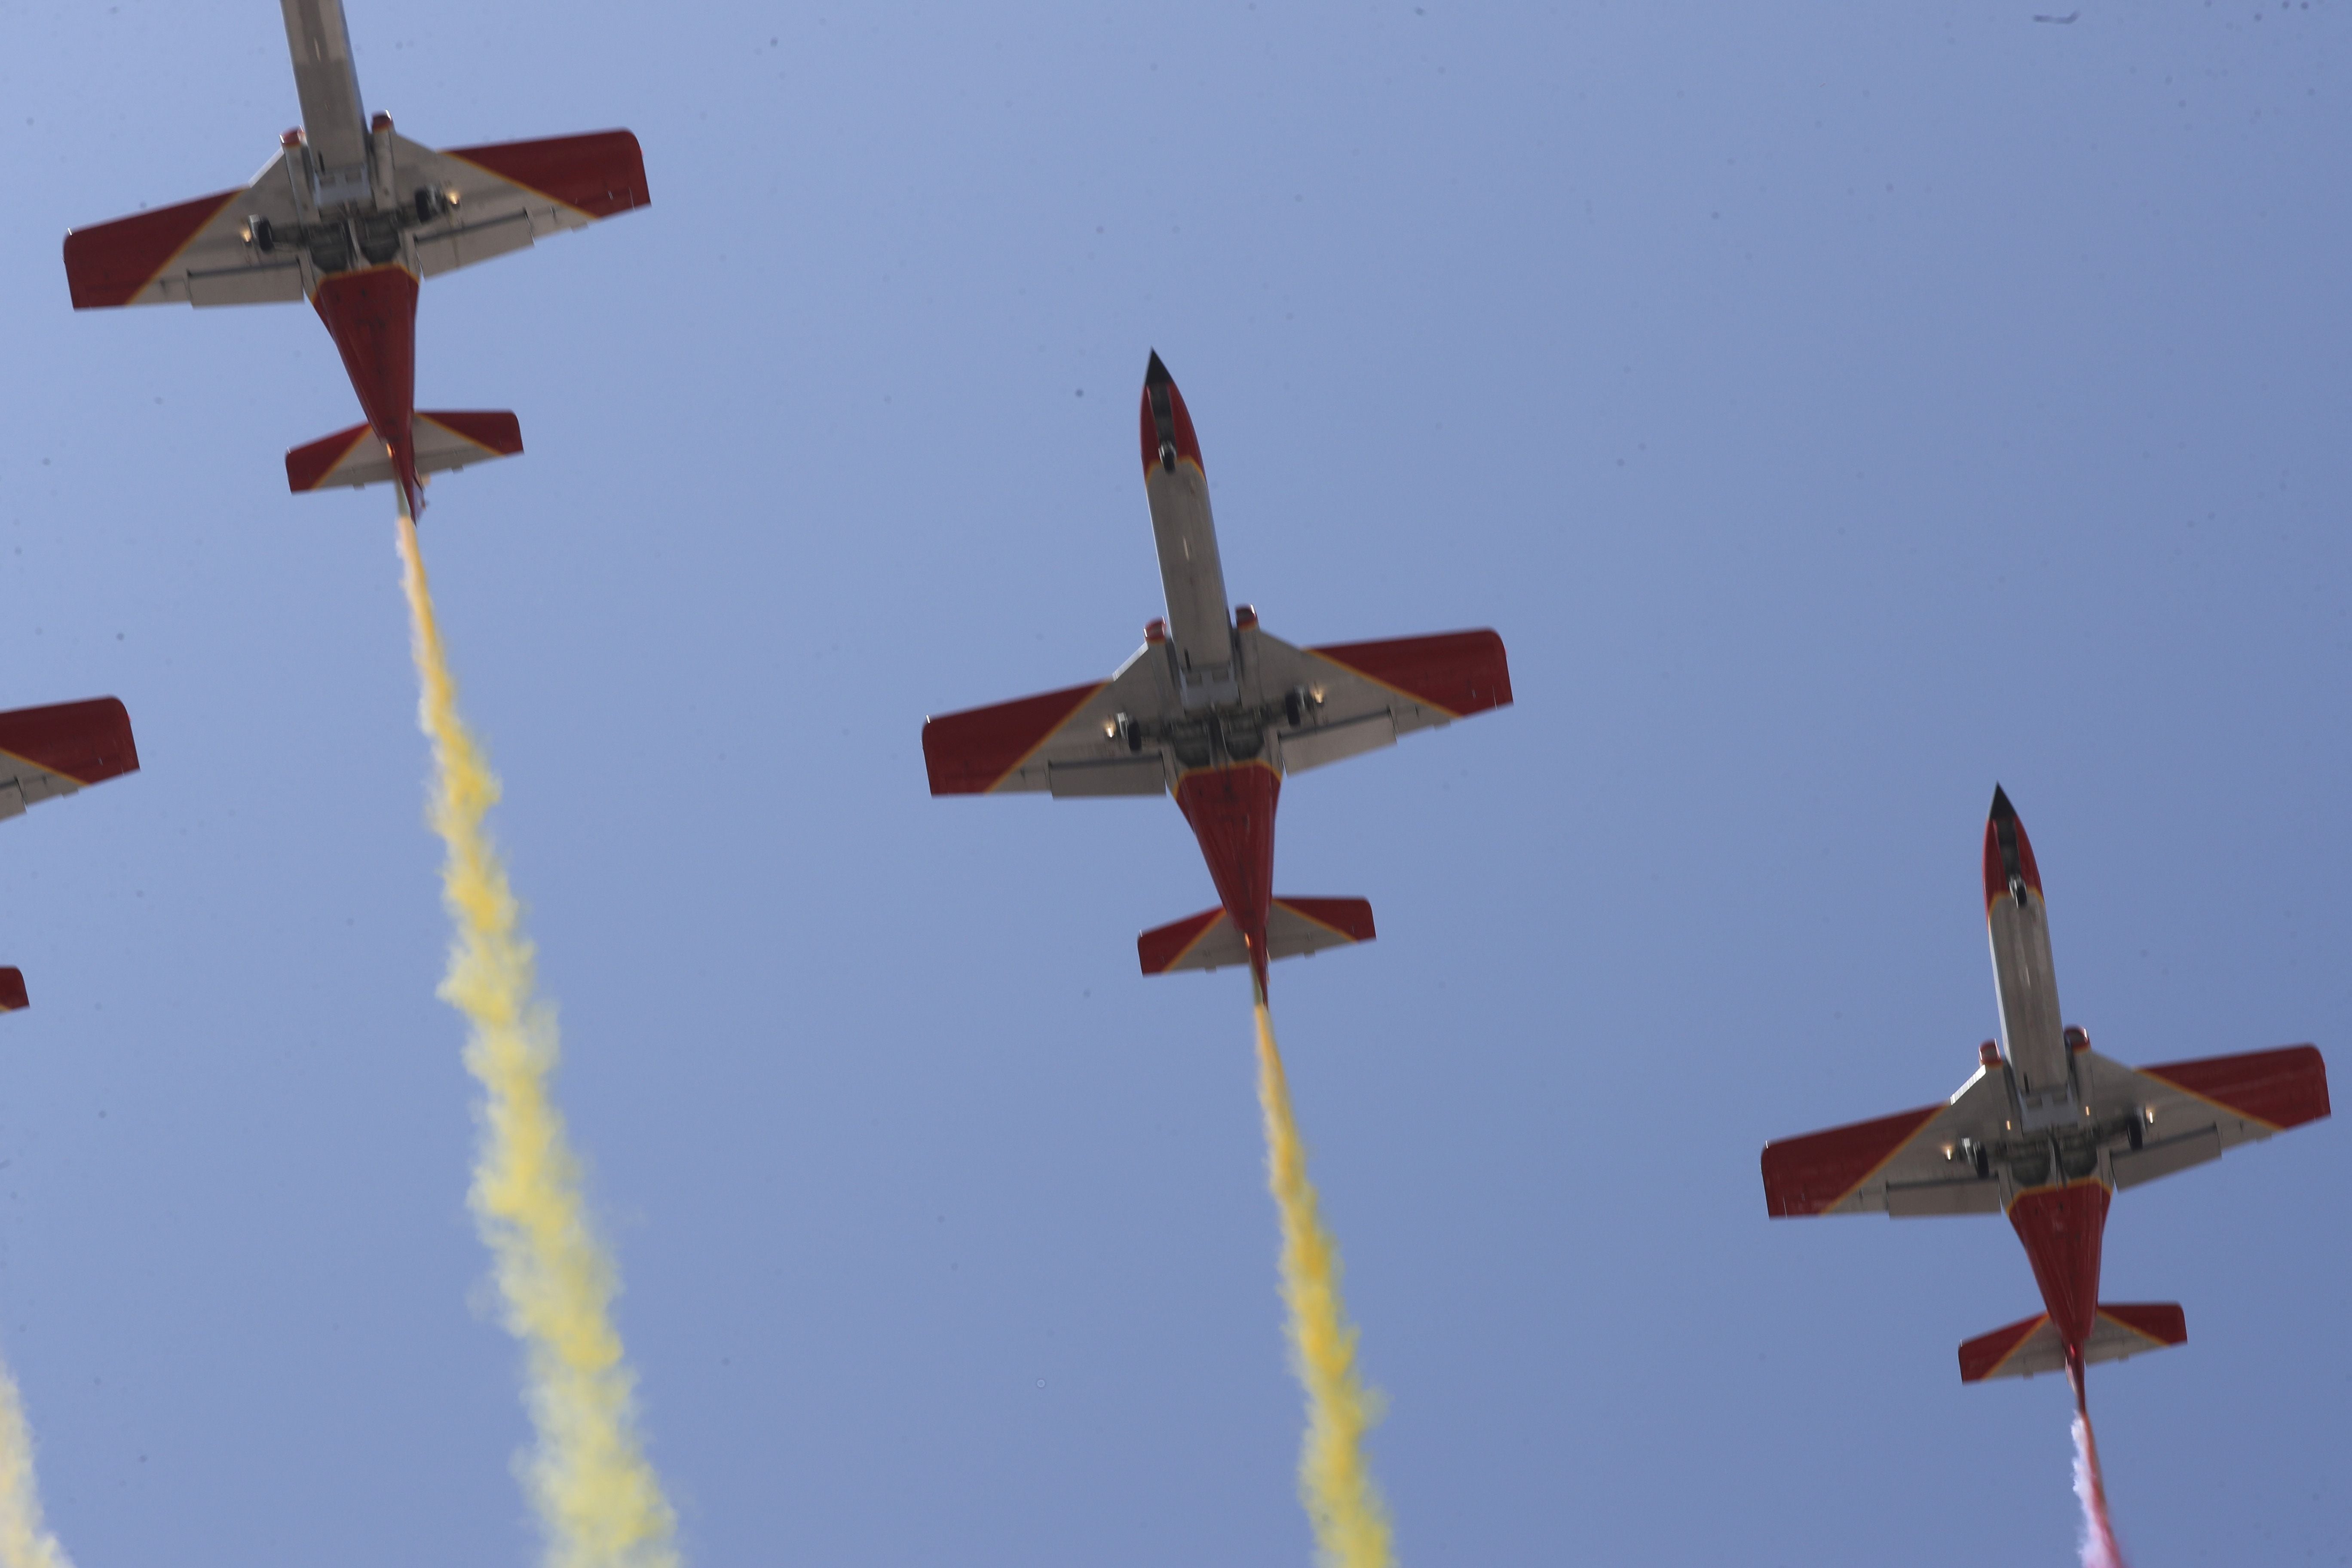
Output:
(2079, 1044), (2329, 1190)
(64, 152), (307, 309)
(64, 130), (647, 308)
(923, 646), (1170, 798)
(1248, 627), (1513, 773)
(392, 131), (649, 278)
(1764, 1044), (2330, 1219)
(1762, 1064), (2011, 1218)
(0, 698), (141, 818)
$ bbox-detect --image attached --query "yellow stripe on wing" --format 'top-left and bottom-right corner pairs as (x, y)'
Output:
(990, 682), (1109, 793)
(2136, 1069), (2288, 1135)
(1307, 649), (1469, 722)
(1158, 912), (1230, 972)
(1821, 1107), (1945, 1214)
(135, 192), (242, 302)
(1271, 900), (1364, 943)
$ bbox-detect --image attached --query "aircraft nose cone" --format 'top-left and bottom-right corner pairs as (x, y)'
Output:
(1145, 349), (1172, 388)
(1981, 783), (2041, 907)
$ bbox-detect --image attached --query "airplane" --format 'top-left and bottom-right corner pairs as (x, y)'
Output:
(921, 352), (1513, 1003)
(0, 699), (142, 1014)
(1762, 786), (2329, 1393)
(62, 0), (649, 523)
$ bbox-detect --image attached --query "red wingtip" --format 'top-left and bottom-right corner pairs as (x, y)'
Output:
(0, 970), (25, 1013)
(0, 697), (140, 786)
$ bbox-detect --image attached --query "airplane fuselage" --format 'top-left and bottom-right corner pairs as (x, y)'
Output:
(1981, 789), (2111, 1373)
(1138, 355), (1278, 997)
(279, 0), (429, 515)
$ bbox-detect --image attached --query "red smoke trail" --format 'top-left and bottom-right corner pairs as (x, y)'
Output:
(2069, 1360), (2128, 1568)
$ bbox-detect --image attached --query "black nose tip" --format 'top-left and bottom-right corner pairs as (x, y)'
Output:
(1145, 349), (1172, 388)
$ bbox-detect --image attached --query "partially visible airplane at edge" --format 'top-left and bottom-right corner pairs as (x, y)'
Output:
(922, 352), (1513, 1002)
(1763, 787), (2329, 1390)
(62, 0), (649, 523)
(0, 700), (141, 1014)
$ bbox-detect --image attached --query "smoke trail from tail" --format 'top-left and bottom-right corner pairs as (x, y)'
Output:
(0, 1359), (68, 1568)
(2069, 1363), (2128, 1568)
(1251, 1003), (1395, 1568)
(396, 517), (680, 1568)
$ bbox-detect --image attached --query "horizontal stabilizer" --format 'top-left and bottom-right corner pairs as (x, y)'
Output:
(286, 411), (524, 494)
(0, 970), (23, 1014)
(1138, 897), (1376, 977)
(1958, 1302), (2187, 1383)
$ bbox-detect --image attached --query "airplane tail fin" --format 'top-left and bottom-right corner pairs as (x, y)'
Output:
(1138, 897), (1375, 977)
(286, 410), (523, 497)
(1959, 1303), (2187, 1383)
(0, 969), (24, 1013)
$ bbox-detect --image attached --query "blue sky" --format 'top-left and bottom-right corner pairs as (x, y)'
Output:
(0, 1), (2346, 1562)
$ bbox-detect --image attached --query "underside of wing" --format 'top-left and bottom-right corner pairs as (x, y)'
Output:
(2080, 1044), (2329, 1190)
(396, 131), (649, 278)
(1246, 626), (1511, 773)
(922, 647), (1165, 796)
(65, 153), (304, 309)
(0, 698), (140, 819)
(1762, 1066), (2008, 1217)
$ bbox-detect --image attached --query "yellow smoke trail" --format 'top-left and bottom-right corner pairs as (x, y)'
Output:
(0, 1358), (68, 1568)
(1252, 1002), (1396, 1568)
(396, 516), (680, 1568)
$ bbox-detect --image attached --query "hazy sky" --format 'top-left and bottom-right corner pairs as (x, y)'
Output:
(0, 2), (2346, 1563)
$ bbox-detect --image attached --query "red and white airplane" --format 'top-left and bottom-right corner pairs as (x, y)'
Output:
(63, 0), (649, 522)
(1763, 786), (2330, 1388)
(922, 353), (1513, 1002)
(0, 700), (141, 1014)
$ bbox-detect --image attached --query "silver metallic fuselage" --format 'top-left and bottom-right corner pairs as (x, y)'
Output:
(1988, 886), (2076, 1128)
(1143, 457), (1234, 705)
(280, 0), (370, 195)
